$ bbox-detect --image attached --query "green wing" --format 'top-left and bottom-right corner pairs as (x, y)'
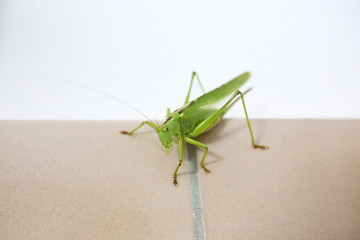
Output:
(182, 72), (250, 115)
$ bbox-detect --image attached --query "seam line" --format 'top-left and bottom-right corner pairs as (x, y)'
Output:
(187, 144), (206, 240)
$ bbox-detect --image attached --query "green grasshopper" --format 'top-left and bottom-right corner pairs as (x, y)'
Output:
(121, 71), (268, 185)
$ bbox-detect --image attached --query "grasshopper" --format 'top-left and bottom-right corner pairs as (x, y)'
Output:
(121, 72), (268, 185)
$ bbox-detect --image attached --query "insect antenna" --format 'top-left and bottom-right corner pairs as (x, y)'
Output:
(58, 78), (156, 125)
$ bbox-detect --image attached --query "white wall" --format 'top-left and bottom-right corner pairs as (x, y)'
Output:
(1, 0), (359, 119)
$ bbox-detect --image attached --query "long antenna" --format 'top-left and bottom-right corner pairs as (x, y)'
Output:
(56, 77), (155, 124)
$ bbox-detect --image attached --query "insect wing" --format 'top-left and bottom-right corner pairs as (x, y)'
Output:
(182, 72), (250, 115)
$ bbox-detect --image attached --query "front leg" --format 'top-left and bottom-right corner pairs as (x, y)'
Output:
(173, 137), (183, 185)
(184, 136), (210, 173)
(120, 121), (158, 135)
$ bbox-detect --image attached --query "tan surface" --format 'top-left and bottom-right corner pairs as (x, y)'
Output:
(1, 120), (359, 239)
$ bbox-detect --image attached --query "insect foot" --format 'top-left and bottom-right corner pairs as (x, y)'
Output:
(173, 178), (178, 186)
(201, 165), (211, 173)
(253, 144), (269, 150)
(120, 130), (131, 135)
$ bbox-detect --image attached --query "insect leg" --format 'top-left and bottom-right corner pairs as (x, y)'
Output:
(173, 137), (183, 185)
(183, 136), (210, 173)
(235, 90), (268, 149)
(189, 90), (268, 149)
(166, 108), (171, 118)
(184, 71), (206, 104)
(120, 121), (158, 135)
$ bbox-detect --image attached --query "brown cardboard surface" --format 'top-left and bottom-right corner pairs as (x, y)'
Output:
(0, 121), (193, 240)
(196, 119), (360, 239)
(0, 120), (359, 239)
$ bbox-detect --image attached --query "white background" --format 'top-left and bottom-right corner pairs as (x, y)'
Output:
(0, 0), (359, 120)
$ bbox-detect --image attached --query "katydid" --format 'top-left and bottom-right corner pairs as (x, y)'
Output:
(121, 71), (268, 185)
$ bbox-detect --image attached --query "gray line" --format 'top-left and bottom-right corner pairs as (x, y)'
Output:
(187, 144), (206, 240)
